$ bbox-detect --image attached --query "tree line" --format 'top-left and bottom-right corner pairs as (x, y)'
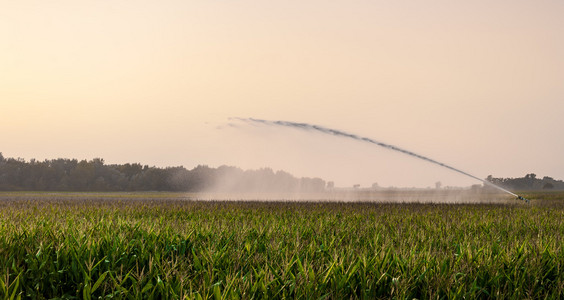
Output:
(486, 173), (564, 190)
(0, 153), (326, 192)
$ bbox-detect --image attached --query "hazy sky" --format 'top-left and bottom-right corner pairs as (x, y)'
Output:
(2, 1), (563, 188)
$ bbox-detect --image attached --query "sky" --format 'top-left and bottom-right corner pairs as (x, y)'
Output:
(1, 1), (563, 188)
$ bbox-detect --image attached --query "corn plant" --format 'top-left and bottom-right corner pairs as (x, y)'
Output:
(0, 193), (563, 298)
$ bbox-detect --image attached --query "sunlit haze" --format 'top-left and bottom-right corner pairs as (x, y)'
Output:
(2, 1), (563, 188)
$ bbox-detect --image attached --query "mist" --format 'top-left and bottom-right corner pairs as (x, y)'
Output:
(212, 118), (497, 189)
(193, 187), (514, 204)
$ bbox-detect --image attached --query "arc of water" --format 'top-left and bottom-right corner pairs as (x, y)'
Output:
(234, 117), (529, 203)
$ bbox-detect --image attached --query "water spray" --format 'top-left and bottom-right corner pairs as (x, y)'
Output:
(233, 117), (530, 204)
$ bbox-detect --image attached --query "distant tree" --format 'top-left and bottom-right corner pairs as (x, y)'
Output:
(0, 153), (329, 192)
(371, 182), (379, 189)
(118, 163), (143, 180)
(543, 182), (554, 189)
(435, 181), (442, 189)
(327, 181), (335, 189)
(483, 173), (564, 190)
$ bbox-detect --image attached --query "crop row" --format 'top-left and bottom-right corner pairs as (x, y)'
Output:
(0, 197), (563, 298)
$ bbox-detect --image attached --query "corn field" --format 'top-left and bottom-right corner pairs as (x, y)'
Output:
(0, 192), (563, 299)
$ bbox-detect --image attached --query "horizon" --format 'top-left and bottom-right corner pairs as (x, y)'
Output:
(1, 151), (560, 191)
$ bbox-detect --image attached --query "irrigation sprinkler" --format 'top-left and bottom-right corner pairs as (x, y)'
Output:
(516, 195), (530, 204)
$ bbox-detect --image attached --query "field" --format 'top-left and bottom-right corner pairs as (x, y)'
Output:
(0, 191), (563, 299)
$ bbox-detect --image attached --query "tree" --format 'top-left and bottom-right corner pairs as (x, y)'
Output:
(0, 153), (331, 192)
(543, 182), (554, 189)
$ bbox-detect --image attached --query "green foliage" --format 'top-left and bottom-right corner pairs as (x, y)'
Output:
(0, 154), (326, 192)
(0, 194), (563, 298)
(487, 173), (564, 190)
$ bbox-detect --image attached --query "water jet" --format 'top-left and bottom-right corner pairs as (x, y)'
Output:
(233, 117), (530, 203)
